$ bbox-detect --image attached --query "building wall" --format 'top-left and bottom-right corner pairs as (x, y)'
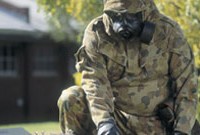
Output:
(0, 38), (77, 124)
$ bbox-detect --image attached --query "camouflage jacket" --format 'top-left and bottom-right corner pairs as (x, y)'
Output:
(75, 1), (198, 134)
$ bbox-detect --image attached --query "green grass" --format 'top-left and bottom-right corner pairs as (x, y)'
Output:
(0, 121), (61, 134)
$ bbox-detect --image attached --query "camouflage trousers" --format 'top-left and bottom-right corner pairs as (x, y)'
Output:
(57, 86), (167, 135)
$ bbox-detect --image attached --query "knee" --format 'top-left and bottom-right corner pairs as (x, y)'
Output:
(57, 86), (85, 110)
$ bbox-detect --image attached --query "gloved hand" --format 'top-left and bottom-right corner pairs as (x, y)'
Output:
(174, 131), (187, 135)
(97, 119), (120, 135)
(157, 104), (175, 134)
(157, 104), (174, 124)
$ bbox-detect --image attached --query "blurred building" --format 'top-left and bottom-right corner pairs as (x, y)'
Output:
(0, 0), (77, 124)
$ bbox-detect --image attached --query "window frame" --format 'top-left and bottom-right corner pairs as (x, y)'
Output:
(0, 44), (18, 77)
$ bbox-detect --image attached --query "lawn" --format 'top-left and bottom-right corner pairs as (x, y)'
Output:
(0, 121), (61, 134)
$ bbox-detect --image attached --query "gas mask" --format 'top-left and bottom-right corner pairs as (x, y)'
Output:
(105, 11), (156, 44)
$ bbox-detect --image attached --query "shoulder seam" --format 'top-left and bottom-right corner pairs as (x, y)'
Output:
(160, 18), (175, 28)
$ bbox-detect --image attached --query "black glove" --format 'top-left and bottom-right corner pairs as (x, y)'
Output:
(157, 105), (174, 124)
(157, 104), (175, 134)
(174, 131), (187, 135)
(97, 119), (120, 135)
(157, 104), (175, 126)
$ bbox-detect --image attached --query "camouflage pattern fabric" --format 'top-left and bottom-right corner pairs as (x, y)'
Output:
(58, 86), (166, 135)
(58, 0), (198, 134)
(103, 0), (153, 13)
(57, 86), (96, 135)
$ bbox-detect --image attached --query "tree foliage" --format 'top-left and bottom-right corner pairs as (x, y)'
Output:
(37, 0), (103, 23)
(37, 0), (200, 69)
(37, 0), (103, 42)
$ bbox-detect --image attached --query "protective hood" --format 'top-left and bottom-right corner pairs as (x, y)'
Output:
(103, 0), (156, 14)
(103, 0), (160, 39)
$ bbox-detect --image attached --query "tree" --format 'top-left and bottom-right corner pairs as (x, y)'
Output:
(36, 1), (80, 42)
(37, 0), (103, 42)
(37, 0), (103, 23)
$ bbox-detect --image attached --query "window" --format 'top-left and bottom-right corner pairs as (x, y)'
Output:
(33, 47), (57, 76)
(0, 46), (17, 76)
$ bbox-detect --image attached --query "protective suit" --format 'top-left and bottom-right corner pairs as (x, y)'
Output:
(58, 0), (198, 134)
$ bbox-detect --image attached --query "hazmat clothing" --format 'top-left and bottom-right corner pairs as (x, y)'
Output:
(58, 0), (198, 134)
